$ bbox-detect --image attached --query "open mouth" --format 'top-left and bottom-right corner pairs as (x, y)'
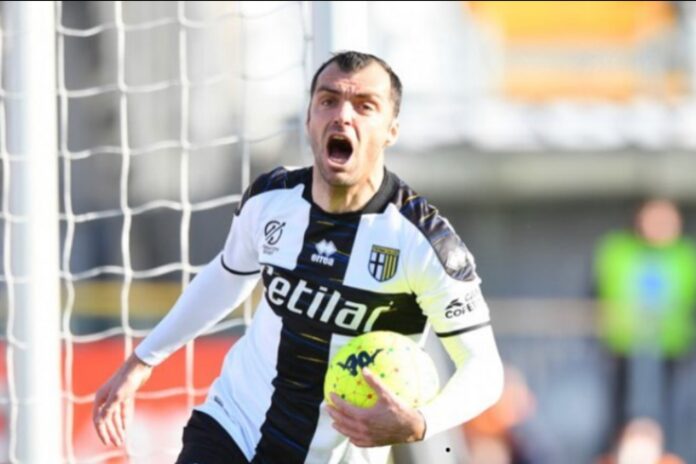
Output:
(326, 135), (353, 164)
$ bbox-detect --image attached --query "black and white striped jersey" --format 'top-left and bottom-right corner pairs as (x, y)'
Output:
(194, 166), (491, 464)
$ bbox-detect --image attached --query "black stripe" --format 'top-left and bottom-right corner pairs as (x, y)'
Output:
(220, 255), (260, 276)
(294, 205), (362, 285)
(436, 321), (491, 338)
(252, 318), (330, 463)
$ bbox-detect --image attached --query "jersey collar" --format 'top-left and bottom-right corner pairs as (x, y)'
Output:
(303, 167), (398, 217)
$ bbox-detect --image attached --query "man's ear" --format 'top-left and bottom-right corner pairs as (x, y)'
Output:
(385, 118), (400, 147)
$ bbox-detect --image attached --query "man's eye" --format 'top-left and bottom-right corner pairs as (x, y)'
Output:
(321, 98), (336, 106)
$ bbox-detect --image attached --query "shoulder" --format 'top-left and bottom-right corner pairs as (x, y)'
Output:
(388, 173), (476, 282)
(236, 166), (309, 215)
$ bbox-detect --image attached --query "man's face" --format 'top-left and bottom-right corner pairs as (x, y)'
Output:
(306, 62), (399, 189)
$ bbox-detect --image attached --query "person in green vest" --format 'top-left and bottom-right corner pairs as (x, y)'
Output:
(594, 199), (696, 452)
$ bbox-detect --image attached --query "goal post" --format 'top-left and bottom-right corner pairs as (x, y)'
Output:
(3, 1), (63, 462)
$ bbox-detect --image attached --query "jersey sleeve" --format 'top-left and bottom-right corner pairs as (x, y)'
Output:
(134, 256), (260, 366)
(407, 232), (491, 337)
(419, 327), (504, 438)
(134, 181), (265, 366)
(405, 222), (503, 438)
(220, 183), (262, 274)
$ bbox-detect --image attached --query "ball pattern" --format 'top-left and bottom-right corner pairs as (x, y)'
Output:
(324, 331), (440, 408)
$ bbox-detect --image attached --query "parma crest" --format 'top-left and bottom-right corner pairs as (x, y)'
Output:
(368, 245), (400, 282)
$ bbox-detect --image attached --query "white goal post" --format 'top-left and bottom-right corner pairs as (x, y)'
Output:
(2, 1), (63, 463)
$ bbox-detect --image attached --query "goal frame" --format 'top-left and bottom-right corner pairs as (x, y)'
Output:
(3, 1), (63, 462)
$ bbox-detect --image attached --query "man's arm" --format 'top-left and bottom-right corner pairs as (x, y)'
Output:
(91, 255), (260, 446)
(92, 169), (264, 446)
(419, 325), (503, 439)
(133, 256), (259, 365)
(327, 325), (503, 447)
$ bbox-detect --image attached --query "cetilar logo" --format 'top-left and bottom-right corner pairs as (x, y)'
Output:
(338, 349), (383, 376)
(311, 239), (336, 266)
(263, 267), (395, 331)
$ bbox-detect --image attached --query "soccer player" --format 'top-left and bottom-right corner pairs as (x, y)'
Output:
(93, 51), (504, 464)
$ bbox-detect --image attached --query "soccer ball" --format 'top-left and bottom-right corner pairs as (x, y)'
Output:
(324, 331), (439, 408)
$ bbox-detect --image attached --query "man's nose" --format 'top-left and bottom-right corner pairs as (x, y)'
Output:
(333, 101), (354, 125)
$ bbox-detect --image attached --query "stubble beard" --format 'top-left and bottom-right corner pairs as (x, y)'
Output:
(316, 162), (355, 189)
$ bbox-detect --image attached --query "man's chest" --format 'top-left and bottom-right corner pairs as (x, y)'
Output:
(254, 203), (426, 335)
(256, 204), (411, 292)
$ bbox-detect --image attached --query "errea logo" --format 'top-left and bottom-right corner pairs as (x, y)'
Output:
(311, 239), (336, 266)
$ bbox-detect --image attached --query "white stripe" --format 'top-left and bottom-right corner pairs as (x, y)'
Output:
(195, 302), (283, 461)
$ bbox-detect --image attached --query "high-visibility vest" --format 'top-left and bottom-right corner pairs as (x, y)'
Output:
(594, 232), (696, 358)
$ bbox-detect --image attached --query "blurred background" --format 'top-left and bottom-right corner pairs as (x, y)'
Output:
(2, 1), (696, 463)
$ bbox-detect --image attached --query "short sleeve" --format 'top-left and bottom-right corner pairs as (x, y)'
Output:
(221, 187), (261, 274)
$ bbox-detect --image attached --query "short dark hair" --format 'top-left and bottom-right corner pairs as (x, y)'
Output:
(309, 51), (403, 117)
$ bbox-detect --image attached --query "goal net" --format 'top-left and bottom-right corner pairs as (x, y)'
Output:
(1, 1), (310, 462)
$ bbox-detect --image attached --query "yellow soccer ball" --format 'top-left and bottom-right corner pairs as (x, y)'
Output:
(324, 331), (440, 408)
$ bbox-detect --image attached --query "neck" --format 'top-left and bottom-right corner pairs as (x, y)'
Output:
(312, 168), (385, 214)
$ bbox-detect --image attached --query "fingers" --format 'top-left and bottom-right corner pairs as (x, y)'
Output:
(328, 409), (378, 447)
(94, 413), (109, 446)
(329, 393), (360, 414)
(92, 389), (111, 446)
(360, 368), (388, 397)
(332, 422), (373, 447)
(362, 368), (409, 408)
(328, 400), (375, 447)
(92, 388), (106, 427)
(327, 373), (420, 447)
(329, 412), (360, 436)
(329, 394), (355, 418)
(103, 406), (122, 447)
(328, 393), (362, 429)
(94, 399), (118, 446)
(95, 405), (116, 446)
(112, 401), (126, 446)
(93, 389), (127, 447)
(120, 399), (132, 438)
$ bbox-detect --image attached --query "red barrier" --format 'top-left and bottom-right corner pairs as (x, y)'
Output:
(1, 336), (238, 463)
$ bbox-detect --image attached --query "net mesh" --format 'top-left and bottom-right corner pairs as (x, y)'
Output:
(1, 1), (310, 462)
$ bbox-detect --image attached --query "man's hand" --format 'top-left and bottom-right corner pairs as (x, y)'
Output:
(327, 368), (426, 447)
(92, 353), (153, 447)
